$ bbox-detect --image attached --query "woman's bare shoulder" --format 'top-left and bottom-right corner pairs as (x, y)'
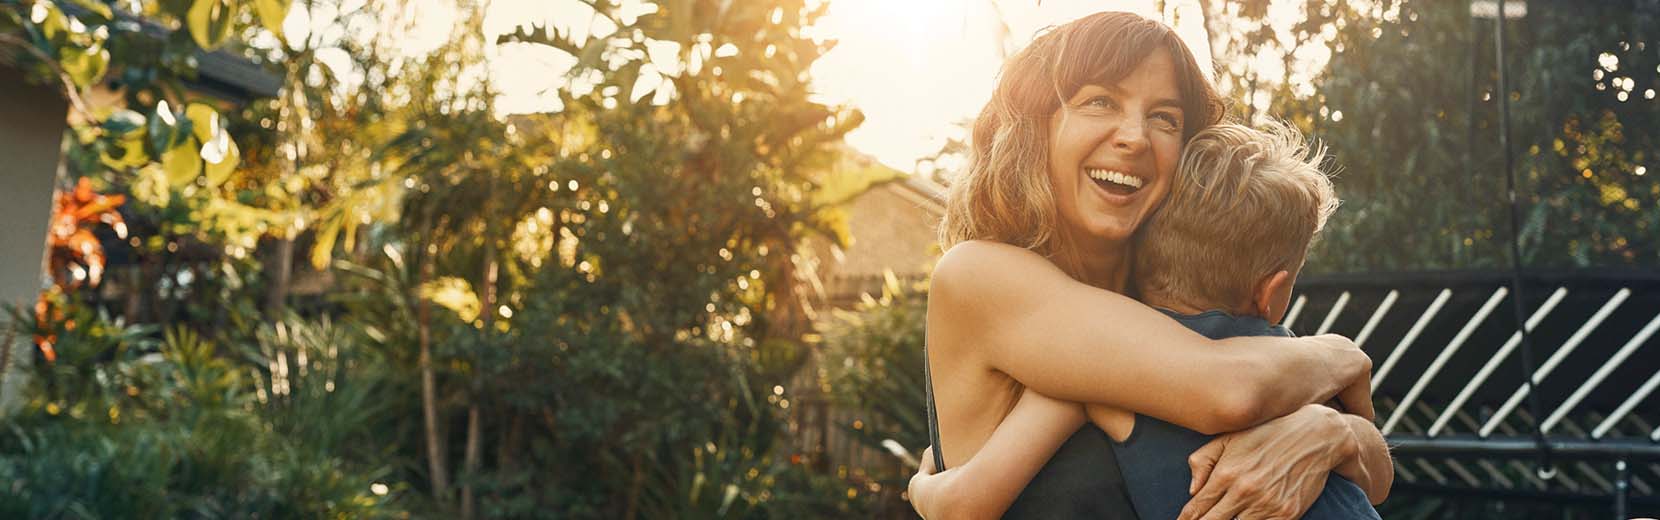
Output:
(930, 241), (1068, 319)
(933, 240), (1064, 290)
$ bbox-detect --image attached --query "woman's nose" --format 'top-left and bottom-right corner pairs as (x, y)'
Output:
(1110, 119), (1150, 154)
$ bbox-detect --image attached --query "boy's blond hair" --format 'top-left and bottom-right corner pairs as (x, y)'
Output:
(1133, 121), (1339, 313)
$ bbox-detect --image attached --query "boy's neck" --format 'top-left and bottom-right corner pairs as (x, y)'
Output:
(1139, 292), (1261, 321)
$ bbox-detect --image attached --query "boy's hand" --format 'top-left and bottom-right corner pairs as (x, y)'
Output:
(1179, 404), (1350, 520)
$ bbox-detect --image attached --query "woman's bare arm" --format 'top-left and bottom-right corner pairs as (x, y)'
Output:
(908, 390), (1086, 519)
(1334, 413), (1393, 504)
(931, 241), (1370, 434)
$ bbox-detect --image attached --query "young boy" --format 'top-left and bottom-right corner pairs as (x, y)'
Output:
(910, 122), (1389, 519)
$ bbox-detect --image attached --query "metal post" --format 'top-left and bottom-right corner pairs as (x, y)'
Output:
(1614, 459), (1628, 520)
(1493, 0), (1555, 479)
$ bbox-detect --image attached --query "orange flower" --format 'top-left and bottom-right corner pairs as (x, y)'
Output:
(36, 178), (127, 363)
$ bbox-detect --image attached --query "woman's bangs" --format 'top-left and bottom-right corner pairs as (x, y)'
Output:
(1055, 17), (1163, 100)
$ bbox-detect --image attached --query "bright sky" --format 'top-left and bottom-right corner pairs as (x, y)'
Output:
(311, 0), (1224, 172)
(806, 0), (1212, 170)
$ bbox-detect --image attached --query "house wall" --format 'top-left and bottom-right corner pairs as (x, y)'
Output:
(810, 182), (944, 307)
(0, 64), (69, 410)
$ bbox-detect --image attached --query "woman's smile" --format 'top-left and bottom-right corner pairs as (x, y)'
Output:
(1083, 167), (1148, 203)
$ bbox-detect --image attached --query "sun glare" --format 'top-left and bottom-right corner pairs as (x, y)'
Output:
(462, 0), (1290, 172)
(810, 0), (1205, 171)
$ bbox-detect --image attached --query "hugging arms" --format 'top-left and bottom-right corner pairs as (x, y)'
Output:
(913, 241), (1389, 519)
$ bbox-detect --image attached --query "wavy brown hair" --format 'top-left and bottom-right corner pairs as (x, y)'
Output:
(940, 11), (1226, 267)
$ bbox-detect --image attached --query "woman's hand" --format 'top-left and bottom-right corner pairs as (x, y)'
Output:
(907, 446), (946, 520)
(1177, 404), (1353, 520)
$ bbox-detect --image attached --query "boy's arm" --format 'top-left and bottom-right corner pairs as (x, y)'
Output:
(908, 389), (1086, 520)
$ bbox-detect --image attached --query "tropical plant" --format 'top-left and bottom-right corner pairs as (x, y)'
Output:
(0, 312), (402, 517)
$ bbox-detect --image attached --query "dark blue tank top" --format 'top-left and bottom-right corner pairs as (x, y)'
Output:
(1002, 423), (1139, 518)
(1109, 310), (1380, 519)
(924, 342), (1138, 518)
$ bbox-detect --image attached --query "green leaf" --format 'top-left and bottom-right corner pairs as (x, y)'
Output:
(202, 133), (240, 187)
(102, 109), (146, 135)
(100, 133), (149, 170)
(185, 103), (220, 142)
(59, 43), (110, 91)
(253, 0), (289, 37)
(162, 138), (203, 188)
(186, 0), (238, 50)
(64, 0), (115, 21)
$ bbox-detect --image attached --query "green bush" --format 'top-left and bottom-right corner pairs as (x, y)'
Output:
(0, 306), (403, 518)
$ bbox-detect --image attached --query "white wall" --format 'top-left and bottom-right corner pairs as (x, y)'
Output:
(0, 64), (68, 411)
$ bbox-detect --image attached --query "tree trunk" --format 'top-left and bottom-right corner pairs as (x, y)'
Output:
(418, 252), (450, 502)
(1197, 0), (1219, 68)
(264, 237), (294, 317)
(461, 404), (482, 519)
(461, 248), (497, 519)
(623, 454), (644, 520)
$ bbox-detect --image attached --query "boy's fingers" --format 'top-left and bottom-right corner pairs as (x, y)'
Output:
(1188, 436), (1225, 495)
(917, 447), (936, 475)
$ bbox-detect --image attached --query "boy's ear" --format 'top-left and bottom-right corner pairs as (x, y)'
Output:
(1253, 270), (1297, 325)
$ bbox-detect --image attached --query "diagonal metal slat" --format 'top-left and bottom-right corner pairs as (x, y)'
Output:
(1542, 312), (1660, 434)
(1316, 291), (1351, 335)
(1384, 288), (1510, 434)
(1354, 290), (1399, 349)
(1429, 287), (1569, 436)
(1481, 288), (1631, 437)
(1283, 294), (1309, 330)
(1475, 459), (1516, 489)
(1374, 289), (1454, 391)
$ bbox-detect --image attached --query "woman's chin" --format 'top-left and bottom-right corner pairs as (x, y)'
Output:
(1074, 222), (1135, 248)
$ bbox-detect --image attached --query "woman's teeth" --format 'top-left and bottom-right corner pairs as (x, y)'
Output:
(1086, 168), (1144, 190)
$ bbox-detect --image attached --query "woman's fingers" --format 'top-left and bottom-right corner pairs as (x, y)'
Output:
(1181, 405), (1345, 520)
(1188, 435), (1226, 494)
(1184, 483), (1248, 520)
(1178, 460), (1238, 520)
(1336, 373), (1376, 421)
(906, 452), (933, 519)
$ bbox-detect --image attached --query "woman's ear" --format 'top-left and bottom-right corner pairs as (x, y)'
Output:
(1253, 270), (1297, 325)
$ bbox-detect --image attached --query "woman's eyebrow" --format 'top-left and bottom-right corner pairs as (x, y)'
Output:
(1095, 84), (1182, 111)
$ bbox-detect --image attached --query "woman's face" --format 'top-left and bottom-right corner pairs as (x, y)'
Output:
(1046, 49), (1186, 251)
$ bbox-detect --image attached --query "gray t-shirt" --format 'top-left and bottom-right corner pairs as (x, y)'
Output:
(1109, 309), (1381, 520)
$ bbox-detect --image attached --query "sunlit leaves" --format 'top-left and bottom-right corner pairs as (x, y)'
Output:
(186, 0), (239, 50)
(160, 140), (204, 187)
(252, 0), (290, 36)
(418, 276), (482, 323)
(58, 39), (109, 86)
(132, 165), (172, 206)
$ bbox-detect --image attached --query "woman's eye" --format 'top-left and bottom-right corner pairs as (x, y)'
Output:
(1151, 112), (1181, 131)
(1083, 96), (1115, 109)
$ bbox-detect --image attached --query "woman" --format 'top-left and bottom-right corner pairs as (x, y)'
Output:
(913, 12), (1383, 519)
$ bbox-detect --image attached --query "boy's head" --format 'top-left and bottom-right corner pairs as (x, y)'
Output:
(1132, 121), (1338, 324)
